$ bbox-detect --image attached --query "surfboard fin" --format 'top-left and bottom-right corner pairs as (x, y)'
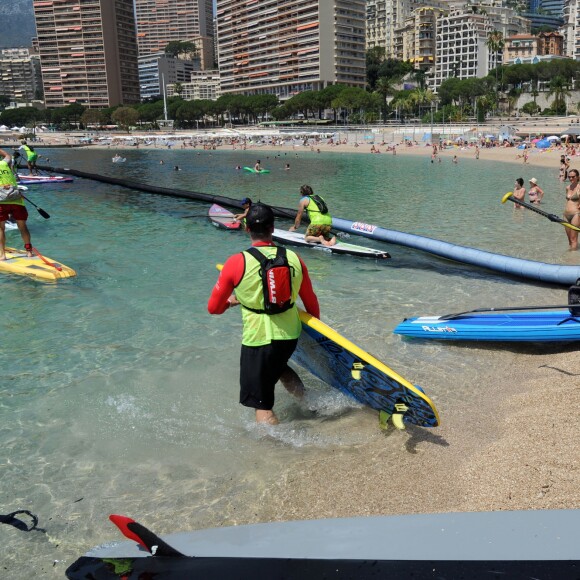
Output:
(351, 361), (364, 380)
(379, 403), (409, 431)
(378, 411), (391, 430)
(109, 514), (186, 558)
(392, 403), (409, 430)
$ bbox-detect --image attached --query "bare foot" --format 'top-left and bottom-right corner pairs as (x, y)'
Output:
(255, 409), (279, 425)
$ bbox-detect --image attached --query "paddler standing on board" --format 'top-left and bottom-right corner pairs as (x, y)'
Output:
(208, 203), (320, 425)
(0, 149), (33, 260)
(289, 184), (336, 247)
(18, 142), (39, 175)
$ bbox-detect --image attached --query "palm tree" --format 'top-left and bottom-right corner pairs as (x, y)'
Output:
(374, 76), (399, 122)
(486, 30), (505, 86)
(547, 76), (571, 114)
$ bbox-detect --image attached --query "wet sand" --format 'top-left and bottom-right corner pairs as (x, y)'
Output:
(266, 350), (579, 522)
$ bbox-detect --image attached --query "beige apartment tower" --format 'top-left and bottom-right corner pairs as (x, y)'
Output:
(33, 0), (139, 108)
(135, 0), (215, 70)
(216, 0), (366, 100)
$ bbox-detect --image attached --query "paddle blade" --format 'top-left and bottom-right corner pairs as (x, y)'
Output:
(37, 207), (50, 219)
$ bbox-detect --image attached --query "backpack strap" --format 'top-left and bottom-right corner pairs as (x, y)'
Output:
(246, 245), (284, 265)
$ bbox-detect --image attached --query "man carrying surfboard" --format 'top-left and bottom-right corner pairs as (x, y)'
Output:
(0, 149), (33, 261)
(289, 185), (336, 247)
(208, 203), (320, 425)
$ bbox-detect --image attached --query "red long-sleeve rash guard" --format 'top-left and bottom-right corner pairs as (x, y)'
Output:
(208, 242), (320, 318)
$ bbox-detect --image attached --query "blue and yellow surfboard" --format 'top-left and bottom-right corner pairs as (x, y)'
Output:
(293, 310), (439, 428)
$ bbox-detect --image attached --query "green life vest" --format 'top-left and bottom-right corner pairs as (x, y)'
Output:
(306, 195), (332, 226)
(0, 160), (23, 206)
(21, 144), (36, 160)
(235, 246), (303, 346)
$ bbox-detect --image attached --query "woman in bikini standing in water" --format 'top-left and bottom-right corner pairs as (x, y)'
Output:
(564, 169), (580, 250)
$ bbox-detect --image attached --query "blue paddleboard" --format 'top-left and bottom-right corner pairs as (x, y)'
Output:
(394, 309), (580, 342)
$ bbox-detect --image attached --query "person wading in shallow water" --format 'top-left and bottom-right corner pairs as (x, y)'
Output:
(208, 203), (320, 425)
(563, 169), (580, 250)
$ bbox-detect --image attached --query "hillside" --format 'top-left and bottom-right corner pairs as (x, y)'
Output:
(0, 0), (36, 49)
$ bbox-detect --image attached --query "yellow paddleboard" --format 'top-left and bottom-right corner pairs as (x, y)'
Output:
(1, 247), (76, 281)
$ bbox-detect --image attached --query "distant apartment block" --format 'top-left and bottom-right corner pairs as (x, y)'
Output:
(139, 53), (201, 101)
(504, 31), (566, 64)
(563, 0), (579, 58)
(367, 0), (437, 56)
(135, 0), (214, 70)
(394, 6), (447, 73)
(538, 31), (564, 54)
(33, 0), (139, 108)
(431, 2), (529, 91)
(0, 48), (42, 102)
(166, 70), (221, 101)
(216, 0), (366, 100)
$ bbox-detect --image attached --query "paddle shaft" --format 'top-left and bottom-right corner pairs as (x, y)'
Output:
(442, 303), (575, 319)
(502, 193), (580, 232)
(20, 194), (50, 219)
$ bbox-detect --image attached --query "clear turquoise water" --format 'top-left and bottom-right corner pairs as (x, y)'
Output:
(1, 146), (577, 575)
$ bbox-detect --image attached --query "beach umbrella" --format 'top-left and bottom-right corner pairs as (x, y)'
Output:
(531, 138), (541, 143)
(535, 139), (551, 149)
(546, 135), (560, 141)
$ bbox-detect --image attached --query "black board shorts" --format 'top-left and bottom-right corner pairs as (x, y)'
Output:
(239, 339), (299, 410)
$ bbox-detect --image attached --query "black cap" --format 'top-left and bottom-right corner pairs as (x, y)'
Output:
(240, 197), (252, 205)
(246, 203), (274, 232)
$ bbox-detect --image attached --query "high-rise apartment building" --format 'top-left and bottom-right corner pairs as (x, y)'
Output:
(431, 1), (530, 91)
(33, 0), (139, 108)
(393, 6), (447, 72)
(367, 0), (431, 56)
(166, 70), (221, 101)
(139, 53), (201, 101)
(135, 0), (215, 70)
(0, 48), (42, 102)
(563, 0), (579, 58)
(216, 0), (366, 100)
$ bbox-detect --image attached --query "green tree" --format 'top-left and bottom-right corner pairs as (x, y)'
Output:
(112, 106), (139, 132)
(173, 82), (184, 97)
(374, 76), (399, 121)
(486, 30), (505, 104)
(547, 76), (571, 114)
(80, 109), (104, 128)
(164, 41), (198, 59)
(366, 46), (386, 90)
(521, 101), (540, 116)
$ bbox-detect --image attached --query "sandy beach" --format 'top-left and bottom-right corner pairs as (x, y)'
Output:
(5, 123), (579, 530)
(4, 118), (580, 173)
